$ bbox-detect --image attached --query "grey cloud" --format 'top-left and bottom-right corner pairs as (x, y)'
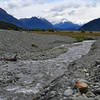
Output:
(50, 4), (80, 12)
(68, 10), (76, 16)
(86, 2), (97, 7)
(65, 4), (80, 9)
(22, 2), (31, 7)
(7, 4), (18, 9)
(51, 7), (65, 12)
(7, 1), (32, 9)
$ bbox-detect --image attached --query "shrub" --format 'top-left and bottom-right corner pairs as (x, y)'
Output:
(76, 35), (93, 42)
(80, 30), (86, 33)
(33, 28), (41, 31)
(89, 31), (93, 33)
(48, 29), (55, 32)
(41, 29), (46, 31)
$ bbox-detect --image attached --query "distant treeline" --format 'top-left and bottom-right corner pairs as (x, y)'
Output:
(0, 20), (22, 31)
(25, 28), (55, 32)
(0, 20), (91, 33)
(0, 20), (56, 32)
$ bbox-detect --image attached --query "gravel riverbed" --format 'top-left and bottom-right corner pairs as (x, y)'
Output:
(0, 29), (76, 60)
(0, 30), (100, 100)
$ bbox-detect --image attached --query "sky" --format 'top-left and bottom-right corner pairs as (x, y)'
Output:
(0, 0), (100, 24)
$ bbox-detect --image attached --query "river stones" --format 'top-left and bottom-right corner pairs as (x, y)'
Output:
(93, 88), (100, 95)
(69, 97), (95, 100)
(64, 87), (73, 96)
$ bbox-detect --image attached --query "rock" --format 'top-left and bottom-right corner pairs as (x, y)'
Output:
(73, 93), (80, 97)
(83, 68), (88, 73)
(86, 73), (89, 76)
(50, 91), (56, 97)
(82, 94), (88, 98)
(0, 54), (17, 62)
(86, 91), (95, 97)
(93, 88), (100, 95)
(76, 81), (88, 94)
(94, 82), (100, 88)
(64, 87), (73, 96)
(69, 97), (95, 100)
(95, 60), (100, 66)
(95, 96), (100, 100)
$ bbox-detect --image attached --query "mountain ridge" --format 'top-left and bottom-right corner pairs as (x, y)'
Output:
(19, 17), (54, 29)
(0, 8), (23, 28)
(0, 8), (81, 30)
(54, 21), (81, 30)
(79, 18), (100, 31)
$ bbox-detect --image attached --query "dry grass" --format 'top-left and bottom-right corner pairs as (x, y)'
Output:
(27, 31), (100, 42)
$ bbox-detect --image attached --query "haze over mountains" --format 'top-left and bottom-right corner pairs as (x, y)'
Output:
(54, 22), (81, 30)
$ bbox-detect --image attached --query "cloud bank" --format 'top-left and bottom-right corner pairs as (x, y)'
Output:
(0, 0), (100, 24)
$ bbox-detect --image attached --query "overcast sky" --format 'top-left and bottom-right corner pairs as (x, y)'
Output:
(0, 0), (100, 24)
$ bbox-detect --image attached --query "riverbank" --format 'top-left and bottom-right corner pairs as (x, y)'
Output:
(0, 29), (76, 60)
(0, 29), (100, 100)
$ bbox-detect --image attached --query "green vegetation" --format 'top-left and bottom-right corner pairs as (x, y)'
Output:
(26, 28), (55, 32)
(70, 34), (93, 42)
(48, 29), (55, 32)
(80, 30), (86, 33)
(41, 29), (46, 31)
(33, 28), (41, 31)
(89, 31), (93, 34)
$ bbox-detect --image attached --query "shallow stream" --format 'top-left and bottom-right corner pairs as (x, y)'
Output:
(0, 40), (95, 100)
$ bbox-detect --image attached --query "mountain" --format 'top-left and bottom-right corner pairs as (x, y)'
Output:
(0, 8), (53, 30)
(0, 20), (22, 30)
(0, 8), (23, 28)
(0, 8), (84, 31)
(79, 18), (100, 31)
(19, 17), (54, 29)
(54, 21), (81, 30)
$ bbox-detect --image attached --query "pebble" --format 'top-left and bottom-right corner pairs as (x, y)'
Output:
(93, 88), (100, 95)
(95, 96), (100, 100)
(95, 60), (100, 66)
(70, 97), (95, 100)
(86, 91), (95, 97)
(50, 91), (56, 97)
(94, 82), (100, 87)
(64, 87), (73, 96)
(73, 93), (80, 97)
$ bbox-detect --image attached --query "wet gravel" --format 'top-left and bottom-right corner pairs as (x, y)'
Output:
(0, 29), (100, 100)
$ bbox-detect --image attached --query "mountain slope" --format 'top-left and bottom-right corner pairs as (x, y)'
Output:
(79, 18), (100, 31)
(0, 8), (23, 28)
(0, 8), (53, 30)
(54, 22), (80, 30)
(19, 17), (54, 29)
(0, 20), (22, 30)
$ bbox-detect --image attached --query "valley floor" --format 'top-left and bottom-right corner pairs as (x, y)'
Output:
(0, 30), (100, 100)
